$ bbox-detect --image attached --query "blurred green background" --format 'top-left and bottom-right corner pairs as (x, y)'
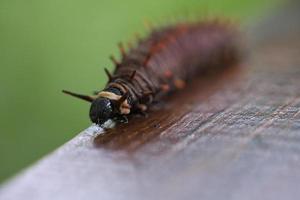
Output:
(0, 0), (281, 183)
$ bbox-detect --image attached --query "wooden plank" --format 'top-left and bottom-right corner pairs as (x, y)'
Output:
(1, 3), (300, 200)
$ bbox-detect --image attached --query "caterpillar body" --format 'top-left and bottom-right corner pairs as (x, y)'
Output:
(63, 19), (241, 125)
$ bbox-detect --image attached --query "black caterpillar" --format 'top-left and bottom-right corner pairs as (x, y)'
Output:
(63, 19), (241, 125)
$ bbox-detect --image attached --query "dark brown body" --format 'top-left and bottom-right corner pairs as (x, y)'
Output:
(63, 19), (241, 124)
(107, 20), (240, 113)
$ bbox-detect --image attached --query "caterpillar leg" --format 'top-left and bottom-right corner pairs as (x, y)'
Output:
(134, 104), (149, 118)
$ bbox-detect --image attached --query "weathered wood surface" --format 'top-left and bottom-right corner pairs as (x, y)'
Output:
(1, 3), (300, 200)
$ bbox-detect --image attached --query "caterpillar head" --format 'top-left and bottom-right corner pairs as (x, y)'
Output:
(62, 90), (130, 125)
(89, 97), (114, 124)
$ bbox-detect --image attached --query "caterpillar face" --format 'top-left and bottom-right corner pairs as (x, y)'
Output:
(89, 90), (132, 125)
(89, 97), (114, 124)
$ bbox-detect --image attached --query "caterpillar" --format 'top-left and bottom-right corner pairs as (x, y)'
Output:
(63, 19), (241, 126)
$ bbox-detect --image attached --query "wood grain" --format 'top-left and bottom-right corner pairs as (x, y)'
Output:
(1, 3), (300, 200)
